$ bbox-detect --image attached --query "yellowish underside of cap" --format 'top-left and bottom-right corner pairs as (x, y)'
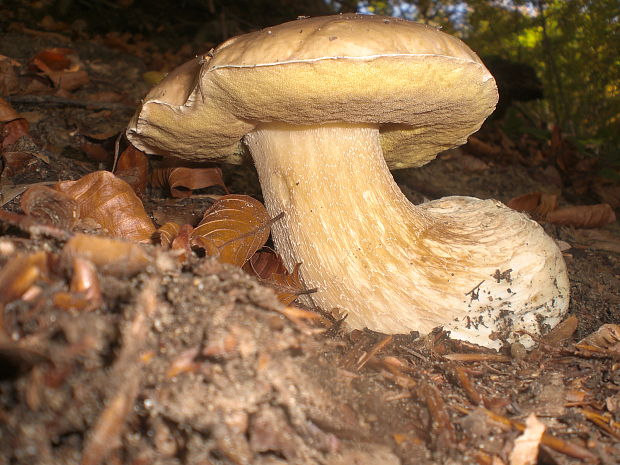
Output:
(128, 55), (497, 169)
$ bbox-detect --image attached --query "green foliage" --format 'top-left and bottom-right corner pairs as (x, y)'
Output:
(466, 0), (620, 162)
(381, 0), (619, 161)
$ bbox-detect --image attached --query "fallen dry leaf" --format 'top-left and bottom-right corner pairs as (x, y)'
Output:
(63, 234), (151, 277)
(244, 250), (305, 305)
(507, 192), (558, 219)
(114, 145), (149, 198)
(592, 180), (620, 209)
(578, 324), (620, 352)
(54, 171), (155, 242)
(546, 204), (616, 228)
(79, 138), (113, 163)
(0, 97), (21, 124)
(509, 414), (545, 465)
(0, 55), (20, 95)
(150, 166), (228, 198)
(0, 97), (29, 151)
(0, 251), (49, 335)
(1, 119), (29, 150)
(154, 222), (181, 247)
(1, 151), (39, 178)
(70, 257), (102, 304)
(542, 315), (578, 346)
(548, 125), (580, 172)
(508, 191), (616, 229)
(81, 371), (139, 465)
(31, 48), (74, 71)
(30, 49), (89, 92)
(171, 224), (193, 262)
(191, 195), (271, 266)
(20, 184), (78, 229)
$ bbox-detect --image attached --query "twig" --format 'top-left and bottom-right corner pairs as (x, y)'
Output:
(6, 95), (135, 112)
(453, 365), (482, 405)
(580, 408), (620, 440)
(443, 353), (512, 362)
(81, 279), (158, 465)
(357, 334), (393, 370)
(418, 380), (455, 451)
(0, 209), (73, 241)
(454, 405), (598, 462)
(216, 211), (284, 250)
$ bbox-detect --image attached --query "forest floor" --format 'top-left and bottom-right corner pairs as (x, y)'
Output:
(1, 16), (620, 465)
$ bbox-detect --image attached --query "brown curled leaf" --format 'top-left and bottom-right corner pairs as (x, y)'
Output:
(577, 324), (620, 352)
(191, 235), (220, 259)
(30, 49), (89, 92)
(546, 203), (616, 228)
(1, 151), (38, 178)
(31, 48), (74, 71)
(0, 55), (20, 96)
(244, 250), (305, 305)
(170, 224), (194, 263)
(507, 192), (558, 219)
(150, 166), (228, 198)
(114, 145), (149, 198)
(20, 185), (78, 229)
(54, 171), (155, 242)
(62, 234), (151, 277)
(154, 222), (181, 247)
(191, 194), (271, 266)
(0, 97), (22, 123)
(244, 249), (286, 279)
(542, 315), (578, 346)
(79, 138), (113, 163)
(1, 119), (29, 149)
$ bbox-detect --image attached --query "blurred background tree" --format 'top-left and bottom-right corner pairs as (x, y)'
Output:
(6, 0), (618, 162)
(464, 0), (619, 163)
(344, 0), (619, 162)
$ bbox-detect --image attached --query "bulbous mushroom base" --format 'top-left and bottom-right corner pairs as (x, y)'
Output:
(418, 196), (569, 347)
(245, 123), (569, 348)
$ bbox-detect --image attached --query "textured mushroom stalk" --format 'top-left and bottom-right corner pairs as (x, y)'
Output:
(245, 123), (569, 348)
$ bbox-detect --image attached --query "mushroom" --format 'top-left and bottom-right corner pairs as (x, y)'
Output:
(127, 14), (569, 348)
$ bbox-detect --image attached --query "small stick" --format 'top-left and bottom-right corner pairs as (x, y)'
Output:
(454, 405), (598, 462)
(418, 380), (455, 451)
(454, 365), (482, 405)
(6, 95), (135, 111)
(0, 209), (72, 241)
(580, 408), (620, 440)
(356, 334), (393, 370)
(443, 353), (512, 362)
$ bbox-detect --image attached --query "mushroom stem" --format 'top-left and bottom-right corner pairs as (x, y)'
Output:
(244, 123), (568, 347)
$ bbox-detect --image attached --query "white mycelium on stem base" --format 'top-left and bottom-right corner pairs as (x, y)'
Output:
(127, 14), (570, 348)
(245, 123), (569, 347)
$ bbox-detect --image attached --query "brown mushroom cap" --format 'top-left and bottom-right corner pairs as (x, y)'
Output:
(127, 14), (498, 169)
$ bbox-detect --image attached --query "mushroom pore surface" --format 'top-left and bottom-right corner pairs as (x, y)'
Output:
(244, 123), (569, 348)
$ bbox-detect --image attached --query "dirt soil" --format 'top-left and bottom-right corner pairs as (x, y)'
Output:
(1, 22), (620, 465)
